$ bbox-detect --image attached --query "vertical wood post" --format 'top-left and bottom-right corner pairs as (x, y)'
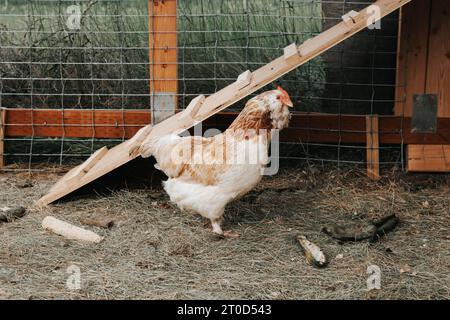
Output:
(0, 108), (6, 170)
(148, 0), (178, 124)
(366, 115), (380, 180)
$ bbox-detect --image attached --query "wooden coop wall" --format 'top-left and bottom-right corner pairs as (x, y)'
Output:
(395, 0), (450, 172)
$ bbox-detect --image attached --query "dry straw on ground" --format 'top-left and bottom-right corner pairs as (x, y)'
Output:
(0, 164), (449, 299)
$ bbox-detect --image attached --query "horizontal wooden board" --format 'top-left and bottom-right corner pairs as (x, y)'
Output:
(5, 109), (151, 139)
(206, 113), (450, 145)
(407, 144), (450, 172)
(3, 109), (450, 145)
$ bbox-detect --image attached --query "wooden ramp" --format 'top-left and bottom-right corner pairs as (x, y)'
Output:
(37, 0), (411, 206)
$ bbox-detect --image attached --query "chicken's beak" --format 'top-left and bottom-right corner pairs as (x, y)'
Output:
(277, 86), (294, 108)
(282, 96), (294, 108)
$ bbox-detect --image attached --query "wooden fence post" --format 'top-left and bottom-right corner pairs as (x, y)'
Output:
(0, 108), (6, 170)
(148, 0), (178, 124)
(366, 115), (380, 180)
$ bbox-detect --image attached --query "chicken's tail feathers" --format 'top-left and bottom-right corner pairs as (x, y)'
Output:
(138, 134), (181, 159)
(139, 134), (187, 178)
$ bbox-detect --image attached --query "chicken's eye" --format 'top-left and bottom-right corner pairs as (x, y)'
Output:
(276, 95), (281, 100)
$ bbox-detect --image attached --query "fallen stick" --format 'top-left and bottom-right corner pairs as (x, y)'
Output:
(321, 223), (377, 242)
(42, 216), (104, 243)
(0, 206), (27, 223)
(370, 215), (399, 243)
(79, 217), (114, 229)
(322, 214), (399, 243)
(296, 235), (328, 268)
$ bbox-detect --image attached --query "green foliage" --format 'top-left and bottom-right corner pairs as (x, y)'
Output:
(178, 0), (325, 111)
(1, 0), (325, 112)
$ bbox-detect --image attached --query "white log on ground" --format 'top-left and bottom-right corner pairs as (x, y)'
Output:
(42, 216), (104, 243)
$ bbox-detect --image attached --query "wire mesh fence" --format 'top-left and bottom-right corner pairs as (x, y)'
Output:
(0, 0), (405, 172)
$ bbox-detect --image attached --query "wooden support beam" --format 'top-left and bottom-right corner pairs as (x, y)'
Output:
(181, 95), (206, 121)
(0, 108), (5, 170)
(4, 109), (450, 145)
(342, 10), (360, 27)
(366, 115), (380, 180)
(149, 0), (178, 123)
(65, 147), (109, 183)
(37, 0), (412, 206)
(407, 145), (450, 172)
(236, 71), (252, 90)
(4, 109), (151, 139)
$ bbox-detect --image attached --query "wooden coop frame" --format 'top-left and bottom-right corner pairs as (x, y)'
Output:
(395, 0), (450, 172)
(148, 0), (178, 123)
(0, 0), (448, 205)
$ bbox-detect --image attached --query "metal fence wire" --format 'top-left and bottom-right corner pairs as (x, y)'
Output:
(0, 0), (405, 171)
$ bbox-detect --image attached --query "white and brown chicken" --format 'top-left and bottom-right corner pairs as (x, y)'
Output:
(133, 87), (293, 238)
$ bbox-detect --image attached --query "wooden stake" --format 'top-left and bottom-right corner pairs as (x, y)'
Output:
(0, 108), (5, 170)
(42, 216), (104, 243)
(366, 115), (380, 180)
(148, 0), (178, 123)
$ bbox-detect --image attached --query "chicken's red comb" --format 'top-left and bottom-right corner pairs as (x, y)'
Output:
(276, 86), (290, 99)
(276, 86), (294, 107)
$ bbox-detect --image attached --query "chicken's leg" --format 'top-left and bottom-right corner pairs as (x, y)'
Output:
(210, 217), (240, 239)
(211, 217), (223, 235)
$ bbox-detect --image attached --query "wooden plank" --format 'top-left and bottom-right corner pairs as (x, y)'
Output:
(283, 43), (299, 60)
(407, 144), (450, 172)
(207, 113), (450, 145)
(37, 139), (133, 206)
(65, 147), (109, 182)
(366, 115), (380, 180)
(149, 0), (178, 122)
(5, 109), (151, 139)
(0, 108), (5, 170)
(394, 0), (432, 116)
(37, 0), (412, 206)
(425, 0), (450, 118)
(4, 109), (450, 145)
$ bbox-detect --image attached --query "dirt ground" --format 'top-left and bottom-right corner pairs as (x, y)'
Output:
(0, 164), (449, 300)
